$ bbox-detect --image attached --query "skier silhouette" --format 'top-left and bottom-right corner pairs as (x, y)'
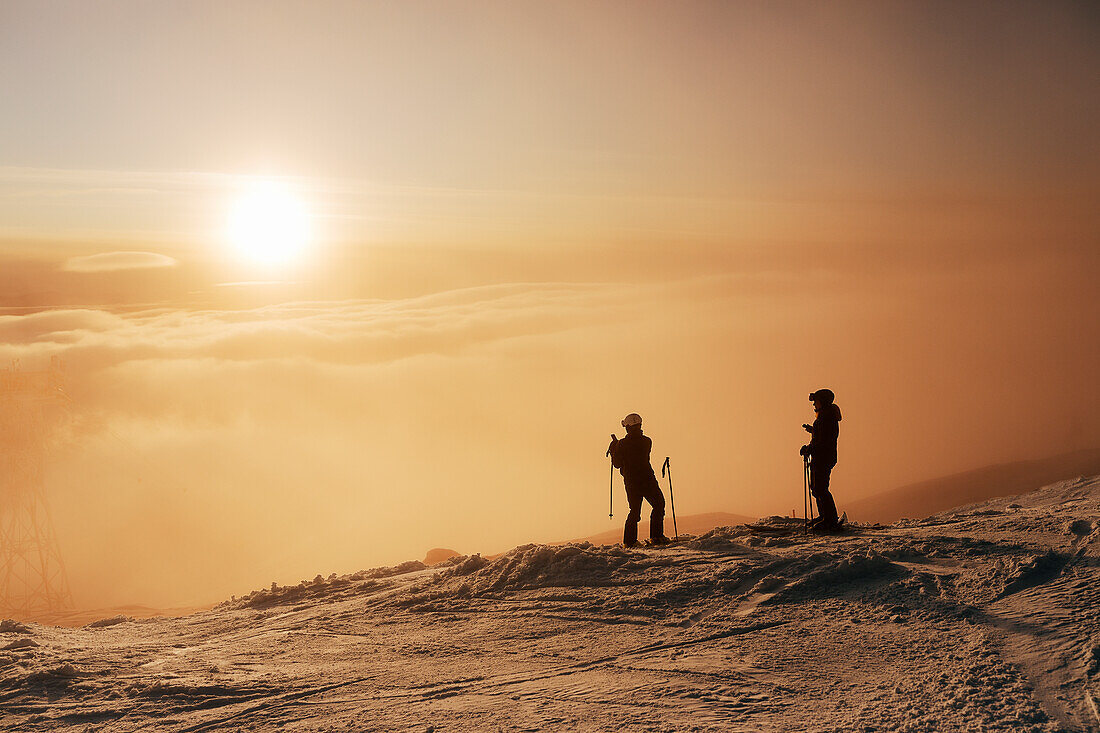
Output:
(801, 389), (842, 530)
(608, 413), (669, 547)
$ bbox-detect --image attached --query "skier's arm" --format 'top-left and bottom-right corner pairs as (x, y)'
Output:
(609, 436), (623, 468)
(800, 421), (817, 456)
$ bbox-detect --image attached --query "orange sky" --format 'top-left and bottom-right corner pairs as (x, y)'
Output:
(1, 1), (1098, 608)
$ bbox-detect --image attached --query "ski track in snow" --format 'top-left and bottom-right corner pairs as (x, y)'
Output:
(3, 476), (1100, 731)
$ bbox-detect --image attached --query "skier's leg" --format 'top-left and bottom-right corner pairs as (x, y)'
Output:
(810, 466), (839, 526)
(623, 482), (643, 546)
(644, 479), (666, 541)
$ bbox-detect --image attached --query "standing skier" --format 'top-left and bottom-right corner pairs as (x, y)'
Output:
(800, 389), (842, 531)
(608, 413), (669, 547)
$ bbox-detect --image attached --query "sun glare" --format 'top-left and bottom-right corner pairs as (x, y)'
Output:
(227, 180), (310, 266)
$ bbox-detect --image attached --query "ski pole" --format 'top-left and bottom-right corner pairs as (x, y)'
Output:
(608, 457), (614, 518)
(803, 455), (810, 533)
(662, 456), (678, 539)
(606, 434), (616, 518)
(808, 459), (815, 527)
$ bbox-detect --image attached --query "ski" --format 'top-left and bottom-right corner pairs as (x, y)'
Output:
(743, 518), (806, 534)
(744, 512), (851, 535)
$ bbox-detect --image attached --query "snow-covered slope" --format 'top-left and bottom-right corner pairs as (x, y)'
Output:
(3, 476), (1100, 732)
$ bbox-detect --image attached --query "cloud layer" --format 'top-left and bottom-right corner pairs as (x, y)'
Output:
(2, 267), (1097, 611)
(0, 281), (665, 608)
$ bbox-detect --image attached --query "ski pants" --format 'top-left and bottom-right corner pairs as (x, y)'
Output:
(624, 476), (666, 545)
(809, 462), (839, 525)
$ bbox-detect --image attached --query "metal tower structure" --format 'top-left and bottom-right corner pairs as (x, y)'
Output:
(0, 356), (74, 617)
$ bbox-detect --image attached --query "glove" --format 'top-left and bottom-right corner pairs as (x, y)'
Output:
(802, 423), (813, 433)
(606, 434), (618, 457)
(799, 444), (811, 457)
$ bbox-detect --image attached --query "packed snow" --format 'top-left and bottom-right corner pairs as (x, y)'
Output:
(3, 475), (1100, 731)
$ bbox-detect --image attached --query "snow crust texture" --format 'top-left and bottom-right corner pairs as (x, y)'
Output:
(3, 476), (1100, 731)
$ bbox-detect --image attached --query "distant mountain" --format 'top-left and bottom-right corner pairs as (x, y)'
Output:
(843, 448), (1100, 524)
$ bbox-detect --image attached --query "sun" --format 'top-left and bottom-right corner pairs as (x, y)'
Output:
(226, 180), (310, 266)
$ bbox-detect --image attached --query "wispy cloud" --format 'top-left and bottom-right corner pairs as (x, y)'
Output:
(0, 281), (644, 373)
(63, 251), (178, 273)
(213, 281), (290, 287)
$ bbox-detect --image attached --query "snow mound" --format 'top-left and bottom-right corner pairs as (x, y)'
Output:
(442, 552), (490, 574)
(0, 619), (31, 634)
(1067, 518), (1095, 536)
(994, 549), (1068, 600)
(2, 663), (81, 692)
(223, 560), (430, 609)
(354, 560), (427, 580)
(683, 525), (752, 551)
(443, 542), (637, 594)
(767, 547), (903, 604)
(86, 614), (131, 628)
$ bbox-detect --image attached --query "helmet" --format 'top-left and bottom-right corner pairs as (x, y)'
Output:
(621, 413), (643, 428)
(809, 389), (835, 405)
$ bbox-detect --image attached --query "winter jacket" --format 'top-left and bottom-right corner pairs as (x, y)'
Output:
(610, 432), (658, 485)
(808, 403), (842, 468)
